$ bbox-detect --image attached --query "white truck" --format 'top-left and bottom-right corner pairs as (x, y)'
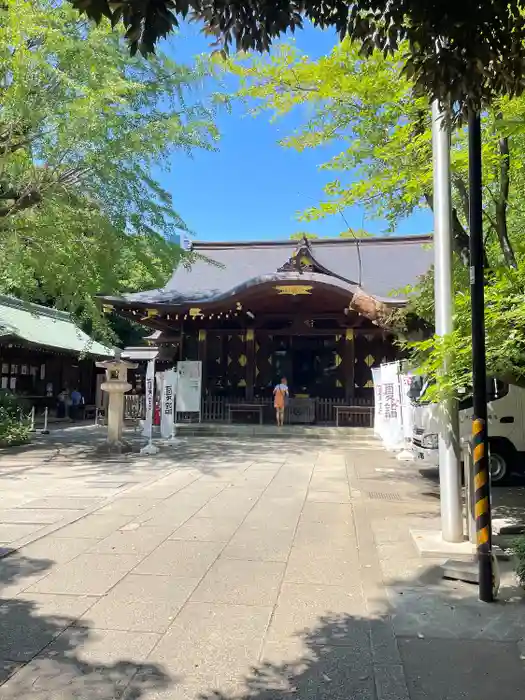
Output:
(411, 377), (525, 484)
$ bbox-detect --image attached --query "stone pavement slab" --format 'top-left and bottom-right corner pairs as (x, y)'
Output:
(265, 582), (366, 644)
(195, 487), (263, 520)
(169, 516), (241, 542)
(89, 526), (169, 555)
(146, 601), (272, 697)
(0, 592), (97, 662)
(260, 638), (376, 700)
(80, 574), (199, 633)
(388, 582), (525, 641)
(13, 536), (100, 565)
(0, 523), (47, 543)
(222, 523), (296, 562)
(399, 637), (525, 700)
(52, 513), (133, 539)
(95, 497), (163, 516)
(133, 539), (224, 577)
(285, 545), (360, 587)
(306, 489), (351, 503)
(20, 496), (103, 510)
(0, 509), (81, 525)
(190, 558), (285, 606)
(293, 517), (356, 549)
(1, 431), (524, 700)
(0, 627), (163, 700)
(27, 553), (143, 595)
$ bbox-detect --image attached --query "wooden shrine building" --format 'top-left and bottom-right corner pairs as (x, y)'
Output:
(99, 235), (432, 424)
(0, 294), (113, 411)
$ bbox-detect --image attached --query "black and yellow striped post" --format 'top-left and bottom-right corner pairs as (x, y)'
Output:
(469, 111), (494, 603)
(472, 418), (493, 601)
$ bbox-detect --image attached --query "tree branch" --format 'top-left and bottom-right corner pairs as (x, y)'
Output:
(452, 174), (470, 223)
(424, 191), (471, 265)
(495, 130), (517, 268)
(0, 187), (41, 217)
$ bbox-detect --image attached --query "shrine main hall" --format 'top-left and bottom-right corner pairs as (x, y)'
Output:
(99, 235), (432, 425)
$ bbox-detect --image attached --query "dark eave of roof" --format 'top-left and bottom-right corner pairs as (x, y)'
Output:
(189, 234), (431, 249)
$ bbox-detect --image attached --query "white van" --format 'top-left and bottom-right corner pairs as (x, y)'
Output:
(412, 377), (525, 484)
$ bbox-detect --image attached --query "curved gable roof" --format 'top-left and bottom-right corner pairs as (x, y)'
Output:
(122, 235), (432, 304)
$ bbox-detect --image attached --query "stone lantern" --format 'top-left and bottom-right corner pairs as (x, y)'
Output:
(96, 350), (137, 453)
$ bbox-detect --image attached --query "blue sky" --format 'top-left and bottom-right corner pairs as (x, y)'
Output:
(159, 23), (432, 243)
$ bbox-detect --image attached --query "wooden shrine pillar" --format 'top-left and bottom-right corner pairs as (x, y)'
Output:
(198, 329), (207, 395)
(245, 329), (255, 400)
(343, 329), (355, 402)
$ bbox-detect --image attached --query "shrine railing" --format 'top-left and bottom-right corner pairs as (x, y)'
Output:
(124, 393), (373, 426)
(124, 394), (145, 420)
(200, 396), (373, 426)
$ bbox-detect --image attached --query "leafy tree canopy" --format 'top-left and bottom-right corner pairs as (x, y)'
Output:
(0, 0), (218, 341)
(226, 39), (525, 396)
(227, 40), (519, 267)
(70, 0), (525, 116)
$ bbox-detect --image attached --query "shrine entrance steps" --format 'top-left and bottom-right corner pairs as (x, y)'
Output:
(173, 423), (375, 441)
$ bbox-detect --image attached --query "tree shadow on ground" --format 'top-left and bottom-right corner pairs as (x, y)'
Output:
(201, 612), (378, 700)
(197, 562), (525, 700)
(0, 432), (324, 482)
(0, 552), (171, 698)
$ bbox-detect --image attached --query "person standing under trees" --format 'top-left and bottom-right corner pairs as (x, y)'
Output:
(273, 377), (289, 427)
(70, 387), (84, 422)
(57, 389), (68, 419)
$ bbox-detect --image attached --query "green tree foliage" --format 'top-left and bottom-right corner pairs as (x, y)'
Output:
(339, 228), (372, 239)
(228, 41), (515, 263)
(289, 230), (370, 240)
(399, 256), (525, 400)
(289, 232), (319, 240)
(0, 0), (218, 339)
(0, 391), (30, 446)
(69, 0), (525, 118)
(227, 40), (525, 397)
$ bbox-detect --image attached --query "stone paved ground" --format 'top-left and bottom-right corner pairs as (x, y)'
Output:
(0, 428), (524, 699)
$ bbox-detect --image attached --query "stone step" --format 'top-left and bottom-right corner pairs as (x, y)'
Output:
(172, 423), (376, 440)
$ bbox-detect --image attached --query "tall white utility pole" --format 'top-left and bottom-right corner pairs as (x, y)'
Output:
(432, 100), (463, 542)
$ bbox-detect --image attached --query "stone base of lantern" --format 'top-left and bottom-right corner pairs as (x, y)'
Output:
(140, 441), (159, 455)
(96, 439), (133, 455)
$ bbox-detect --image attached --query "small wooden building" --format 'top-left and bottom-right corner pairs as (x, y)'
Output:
(0, 295), (113, 410)
(99, 235), (432, 424)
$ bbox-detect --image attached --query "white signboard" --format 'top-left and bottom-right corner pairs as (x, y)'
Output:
(176, 361), (202, 414)
(142, 358), (155, 439)
(160, 369), (176, 438)
(380, 361), (404, 450)
(371, 366), (383, 438)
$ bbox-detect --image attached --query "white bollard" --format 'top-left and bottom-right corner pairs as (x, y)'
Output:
(41, 406), (49, 434)
(30, 406), (36, 432)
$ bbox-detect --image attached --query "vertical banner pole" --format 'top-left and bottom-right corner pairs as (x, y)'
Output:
(432, 99), (463, 542)
(140, 357), (158, 455)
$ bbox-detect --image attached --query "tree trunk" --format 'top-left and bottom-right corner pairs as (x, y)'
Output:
(495, 133), (517, 268)
(424, 192), (471, 265)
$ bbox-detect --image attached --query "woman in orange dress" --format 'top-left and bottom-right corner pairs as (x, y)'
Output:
(273, 377), (289, 427)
